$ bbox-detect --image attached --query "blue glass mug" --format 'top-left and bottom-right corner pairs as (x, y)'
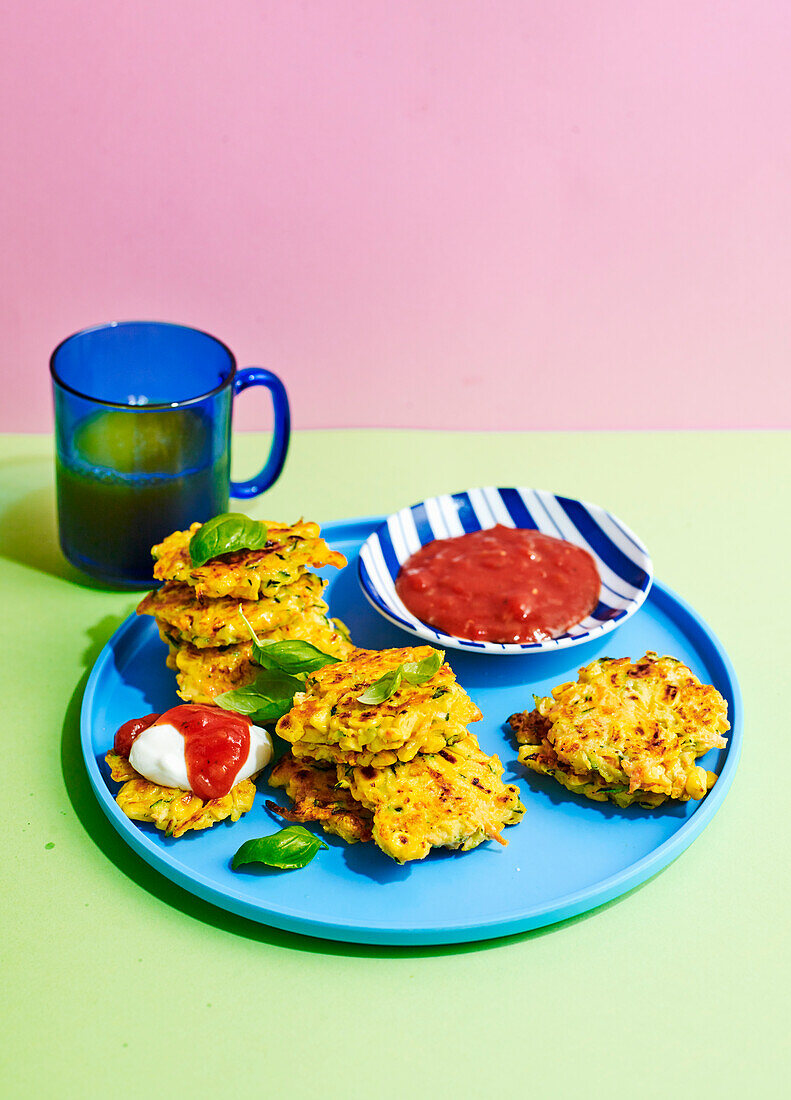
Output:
(51, 321), (290, 586)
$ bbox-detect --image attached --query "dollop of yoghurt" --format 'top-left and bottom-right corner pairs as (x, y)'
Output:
(127, 711), (272, 794)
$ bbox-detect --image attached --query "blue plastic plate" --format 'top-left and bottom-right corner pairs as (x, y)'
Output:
(81, 517), (742, 945)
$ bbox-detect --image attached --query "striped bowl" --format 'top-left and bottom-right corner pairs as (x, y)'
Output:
(357, 487), (653, 655)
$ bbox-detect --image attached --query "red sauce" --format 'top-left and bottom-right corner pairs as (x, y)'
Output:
(112, 704), (252, 800)
(395, 525), (600, 643)
(114, 713), (160, 757)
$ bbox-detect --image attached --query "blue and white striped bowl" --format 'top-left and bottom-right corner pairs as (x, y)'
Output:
(358, 488), (653, 655)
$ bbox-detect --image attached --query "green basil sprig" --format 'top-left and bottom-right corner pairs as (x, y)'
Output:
(189, 513), (269, 567)
(356, 666), (404, 705)
(238, 607), (340, 675)
(216, 610), (340, 724)
(216, 669), (304, 724)
(356, 649), (443, 705)
(254, 639), (342, 674)
(232, 825), (327, 871)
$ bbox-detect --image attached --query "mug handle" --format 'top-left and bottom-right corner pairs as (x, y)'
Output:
(229, 367), (291, 499)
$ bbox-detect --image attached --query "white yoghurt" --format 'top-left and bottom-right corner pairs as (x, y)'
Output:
(128, 719), (273, 792)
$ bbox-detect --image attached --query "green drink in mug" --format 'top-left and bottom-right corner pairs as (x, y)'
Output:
(51, 321), (290, 585)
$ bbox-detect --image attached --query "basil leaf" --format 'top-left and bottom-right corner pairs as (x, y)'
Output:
(235, 606), (340, 675)
(215, 693), (291, 725)
(252, 639), (341, 675)
(216, 668), (304, 724)
(232, 825), (327, 871)
(356, 649), (442, 705)
(356, 665), (403, 705)
(189, 513), (269, 567)
(402, 649), (442, 685)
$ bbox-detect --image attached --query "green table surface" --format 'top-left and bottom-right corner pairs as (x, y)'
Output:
(1, 430), (788, 1099)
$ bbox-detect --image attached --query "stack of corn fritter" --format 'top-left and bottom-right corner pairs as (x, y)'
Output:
(137, 519), (353, 704)
(268, 646), (525, 862)
(509, 652), (729, 808)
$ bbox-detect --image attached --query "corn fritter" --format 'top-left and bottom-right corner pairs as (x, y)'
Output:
(165, 615), (353, 705)
(267, 754), (373, 844)
(138, 572), (328, 649)
(269, 646), (523, 862)
(105, 750), (256, 837)
(277, 646), (481, 767)
(151, 519), (346, 600)
(339, 734), (525, 862)
(509, 651), (728, 807)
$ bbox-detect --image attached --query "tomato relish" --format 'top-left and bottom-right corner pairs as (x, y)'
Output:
(395, 525), (600, 644)
(113, 704), (252, 800)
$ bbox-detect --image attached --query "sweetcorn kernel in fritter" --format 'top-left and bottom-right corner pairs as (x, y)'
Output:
(276, 646), (481, 767)
(152, 519), (347, 600)
(266, 752), (373, 844)
(138, 572), (328, 648)
(508, 652), (728, 805)
(338, 734), (524, 862)
(105, 750), (256, 837)
(167, 615), (353, 704)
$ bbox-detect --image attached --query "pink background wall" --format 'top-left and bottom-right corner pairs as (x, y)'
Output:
(1, 1), (789, 432)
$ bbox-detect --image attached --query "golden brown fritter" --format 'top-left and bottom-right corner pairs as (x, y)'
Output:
(152, 519), (347, 600)
(509, 711), (671, 808)
(166, 639), (258, 704)
(270, 653), (524, 862)
(138, 572), (328, 649)
(167, 614), (354, 704)
(105, 751), (256, 837)
(277, 646), (481, 767)
(266, 752), (373, 844)
(509, 652), (728, 806)
(338, 734), (524, 863)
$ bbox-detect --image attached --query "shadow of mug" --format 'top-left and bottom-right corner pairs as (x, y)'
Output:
(50, 321), (290, 588)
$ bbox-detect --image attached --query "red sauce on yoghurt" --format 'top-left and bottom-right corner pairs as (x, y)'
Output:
(395, 525), (600, 643)
(113, 714), (160, 758)
(113, 704), (252, 800)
